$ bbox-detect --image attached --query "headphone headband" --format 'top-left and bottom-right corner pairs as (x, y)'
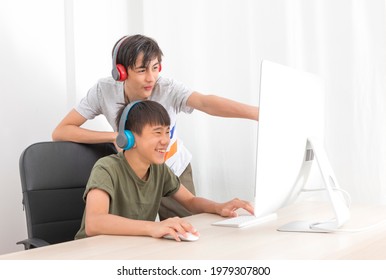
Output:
(116, 101), (141, 150)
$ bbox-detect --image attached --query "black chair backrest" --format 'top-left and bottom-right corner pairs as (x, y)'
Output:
(19, 141), (117, 245)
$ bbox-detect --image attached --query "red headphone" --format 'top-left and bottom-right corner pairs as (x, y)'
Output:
(111, 36), (162, 81)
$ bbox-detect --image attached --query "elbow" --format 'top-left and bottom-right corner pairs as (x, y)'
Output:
(51, 126), (63, 141)
(51, 128), (59, 141)
(85, 225), (97, 237)
(84, 219), (100, 237)
(52, 123), (72, 141)
(84, 211), (107, 237)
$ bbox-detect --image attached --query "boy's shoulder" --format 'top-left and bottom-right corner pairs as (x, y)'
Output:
(95, 153), (170, 173)
(154, 76), (181, 89)
(94, 152), (122, 168)
(96, 76), (120, 87)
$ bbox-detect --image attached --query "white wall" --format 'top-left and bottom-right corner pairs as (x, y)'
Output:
(0, 0), (143, 255)
(0, 0), (68, 255)
(1, 0), (385, 255)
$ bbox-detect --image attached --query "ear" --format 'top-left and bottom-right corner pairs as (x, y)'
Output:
(132, 134), (138, 149)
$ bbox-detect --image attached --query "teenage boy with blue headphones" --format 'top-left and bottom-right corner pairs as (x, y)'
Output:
(52, 34), (258, 221)
(74, 100), (254, 240)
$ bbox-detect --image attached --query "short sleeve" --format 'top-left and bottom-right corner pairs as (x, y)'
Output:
(76, 82), (103, 120)
(151, 77), (194, 114)
(83, 163), (114, 201)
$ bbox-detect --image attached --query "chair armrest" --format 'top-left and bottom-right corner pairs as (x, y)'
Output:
(17, 238), (50, 250)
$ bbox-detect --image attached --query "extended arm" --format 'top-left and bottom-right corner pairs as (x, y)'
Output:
(52, 109), (118, 145)
(187, 91), (259, 121)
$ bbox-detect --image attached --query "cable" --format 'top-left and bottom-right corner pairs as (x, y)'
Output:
(299, 186), (386, 233)
(301, 187), (352, 208)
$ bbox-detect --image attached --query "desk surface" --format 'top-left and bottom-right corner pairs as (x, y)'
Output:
(1, 201), (386, 260)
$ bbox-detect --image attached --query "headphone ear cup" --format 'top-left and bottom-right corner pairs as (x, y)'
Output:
(116, 100), (141, 150)
(116, 64), (128, 81)
(123, 130), (135, 150)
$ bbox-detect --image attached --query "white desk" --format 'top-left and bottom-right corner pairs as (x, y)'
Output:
(1, 202), (386, 260)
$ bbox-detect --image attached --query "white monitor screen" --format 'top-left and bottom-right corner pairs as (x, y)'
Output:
(212, 60), (349, 230)
(254, 60), (324, 217)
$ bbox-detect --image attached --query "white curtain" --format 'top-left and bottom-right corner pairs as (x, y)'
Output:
(136, 0), (386, 203)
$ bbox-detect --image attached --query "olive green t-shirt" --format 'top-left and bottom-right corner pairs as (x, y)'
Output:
(75, 152), (180, 239)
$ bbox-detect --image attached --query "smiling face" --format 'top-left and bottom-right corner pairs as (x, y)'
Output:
(133, 124), (170, 165)
(117, 101), (171, 170)
(124, 52), (161, 101)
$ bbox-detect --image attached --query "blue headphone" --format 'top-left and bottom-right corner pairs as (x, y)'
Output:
(116, 101), (141, 150)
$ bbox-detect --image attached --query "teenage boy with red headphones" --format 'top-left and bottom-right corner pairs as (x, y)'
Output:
(52, 34), (258, 221)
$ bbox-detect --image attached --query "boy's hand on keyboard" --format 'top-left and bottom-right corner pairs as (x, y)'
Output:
(216, 198), (254, 217)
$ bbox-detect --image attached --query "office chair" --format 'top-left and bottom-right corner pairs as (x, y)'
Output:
(17, 141), (117, 250)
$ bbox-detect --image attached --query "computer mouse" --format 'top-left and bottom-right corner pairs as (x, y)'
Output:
(163, 232), (199, 242)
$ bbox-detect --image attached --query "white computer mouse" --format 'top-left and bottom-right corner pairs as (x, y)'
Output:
(163, 232), (199, 242)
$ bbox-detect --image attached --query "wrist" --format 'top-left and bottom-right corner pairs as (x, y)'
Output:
(214, 203), (223, 216)
(111, 132), (118, 143)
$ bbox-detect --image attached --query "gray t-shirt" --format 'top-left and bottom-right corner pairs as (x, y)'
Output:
(76, 76), (194, 176)
(74, 152), (180, 239)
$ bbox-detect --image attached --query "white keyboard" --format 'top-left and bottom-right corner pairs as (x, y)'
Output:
(212, 213), (277, 228)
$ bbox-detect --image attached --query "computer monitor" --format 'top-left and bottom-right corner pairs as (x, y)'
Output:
(213, 60), (350, 232)
(253, 59), (324, 217)
(254, 60), (350, 232)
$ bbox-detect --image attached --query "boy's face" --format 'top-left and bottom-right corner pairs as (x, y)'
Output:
(134, 123), (170, 165)
(124, 52), (161, 100)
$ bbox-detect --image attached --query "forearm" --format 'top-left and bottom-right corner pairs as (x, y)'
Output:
(52, 125), (117, 144)
(188, 93), (259, 121)
(85, 213), (155, 237)
(173, 185), (253, 217)
(183, 197), (221, 215)
(180, 195), (254, 218)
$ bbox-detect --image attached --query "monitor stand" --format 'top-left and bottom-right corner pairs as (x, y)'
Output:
(277, 138), (351, 233)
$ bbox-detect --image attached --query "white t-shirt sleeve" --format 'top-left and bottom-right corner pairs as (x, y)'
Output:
(76, 82), (103, 120)
(152, 77), (194, 114)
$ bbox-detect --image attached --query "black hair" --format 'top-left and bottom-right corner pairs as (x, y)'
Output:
(116, 100), (170, 136)
(113, 34), (163, 70)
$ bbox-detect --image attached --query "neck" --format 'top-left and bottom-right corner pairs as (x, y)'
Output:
(123, 150), (150, 180)
(123, 82), (137, 103)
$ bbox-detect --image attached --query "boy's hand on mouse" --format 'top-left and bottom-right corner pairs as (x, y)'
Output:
(216, 198), (254, 217)
(151, 217), (199, 241)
